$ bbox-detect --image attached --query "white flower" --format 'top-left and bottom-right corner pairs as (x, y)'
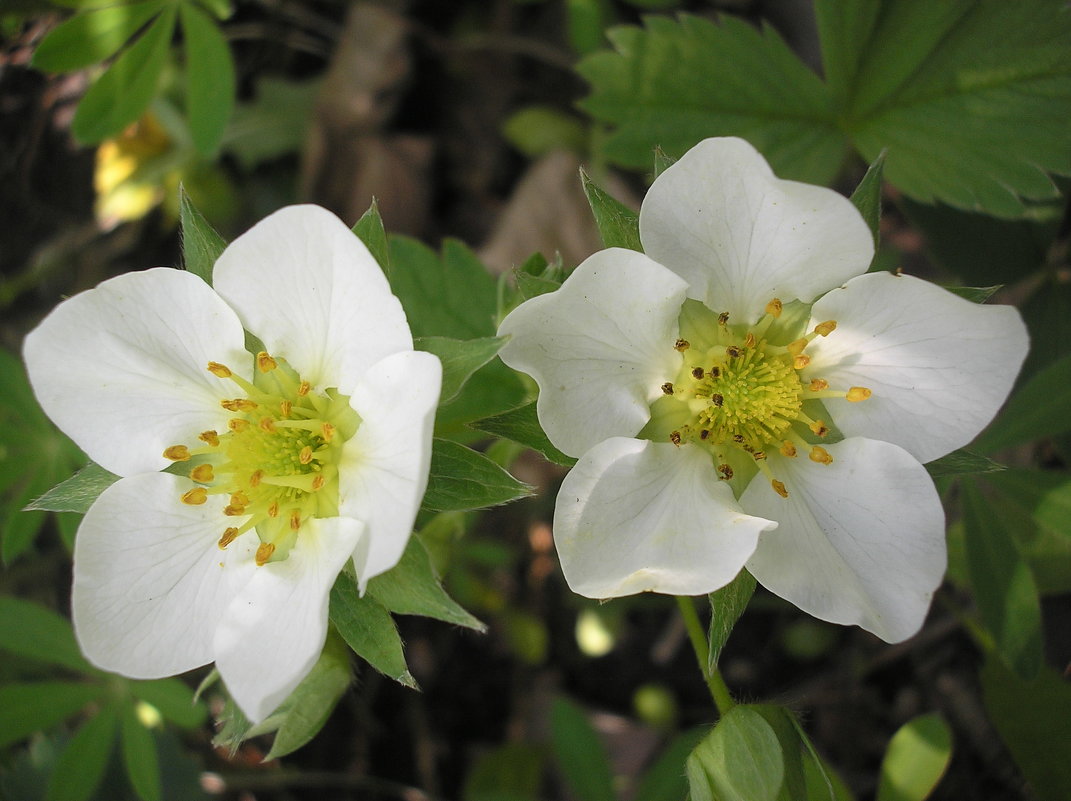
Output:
(498, 138), (1028, 643)
(24, 205), (441, 721)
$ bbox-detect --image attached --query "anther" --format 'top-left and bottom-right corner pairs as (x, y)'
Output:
(808, 379), (829, 392)
(228, 419), (250, 432)
(810, 446), (834, 465)
(726, 346), (742, 359)
(163, 445), (191, 461)
(780, 441), (797, 458)
(771, 480), (789, 498)
(670, 430), (682, 446)
(181, 488), (207, 505)
(709, 367), (720, 379)
(718, 312), (730, 325)
(809, 420), (829, 437)
(230, 492), (249, 507)
(289, 509), (302, 531)
(298, 380), (311, 396)
(661, 382), (675, 395)
(321, 423), (335, 442)
(793, 354), (811, 370)
(255, 543), (275, 566)
(221, 398), (257, 412)
(218, 527), (239, 549)
(224, 504), (246, 517)
(753, 451), (767, 461)
(846, 386), (872, 402)
(711, 394), (724, 407)
(765, 298), (783, 317)
(207, 362), (232, 378)
(674, 339), (690, 351)
(199, 430), (220, 447)
(267, 502), (279, 518)
(312, 475), (326, 491)
(787, 339), (808, 357)
(814, 320), (837, 337)
(744, 333), (756, 348)
(280, 400), (293, 417)
(249, 470), (263, 487)
(259, 417), (276, 432)
(257, 351), (278, 372)
(699, 430), (710, 440)
(191, 464), (214, 483)
(718, 464), (734, 480)
(692, 367), (704, 379)
(299, 445), (314, 465)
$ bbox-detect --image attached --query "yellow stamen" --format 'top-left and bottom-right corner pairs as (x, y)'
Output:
(311, 475), (326, 491)
(221, 398), (257, 412)
(771, 479), (788, 498)
(191, 464), (214, 483)
(674, 338), (690, 351)
(780, 440), (797, 458)
(163, 445), (190, 462)
(181, 488), (208, 505)
(255, 542), (275, 566)
(743, 332), (756, 348)
(218, 527), (239, 549)
(717, 464), (733, 480)
(267, 502), (279, 518)
(259, 417), (276, 432)
(280, 400), (292, 417)
(299, 446), (314, 465)
(207, 362), (232, 378)
(808, 379), (829, 392)
(228, 419), (250, 432)
(846, 386), (872, 402)
(298, 380), (311, 396)
(670, 430), (682, 446)
(230, 491), (249, 507)
(787, 338), (808, 357)
(809, 446), (833, 465)
(814, 320), (837, 337)
(257, 351), (278, 373)
(809, 419), (829, 437)
(661, 382), (674, 395)
(289, 509), (302, 531)
(249, 470), (263, 487)
(793, 354), (811, 370)
(223, 504), (246, 517)
(691, 367), (705, 379)
(199, 430), (220, 447)
(321, 422), (335, 442)
(765, 298), (783, 317)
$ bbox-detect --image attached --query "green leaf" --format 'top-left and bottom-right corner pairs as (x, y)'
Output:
(222, 77), (319, 169)
(415, 336), (508, 404)
(962, 481), (1043, 679)
(515, 270), (562, 302)
(579, 15), (844, 184)
(25, 462), (119, 514)
(0, 596), (94, 673)
(329, 574), (416, 688)
(580, 168), (641, 251)
(633, 728), (706, 801)
(974, 350), (1071, 453)
(707, 569), (756, 671)
(367, 535), (485, 631)
(422, 439), (533, 512)
(180, 184), (227, 284)
(923, 449), (1004, 479)
(687, 705), (785, 801)
(876, 713), (952, 801)
(352, 198), (391, 277)
(130, 678), (206, 729)
(943, 285), (1003, 304)
(849, 150), (885, 249)
(180, 2), (235, 156)
(464, 742), (545, 801)
(503, 105), (586, 156)
(823, 0), (1071, 217)
(0, 682), (104, 749)
(980, 658), (1071, 801)
(120, 702), (161, 801)
(71, 6), (176, 144)
(550, 697), (616, 801)
(469, 402), (576, 466)
(46, 703), (119, 801)
(31, 1), (166, 73)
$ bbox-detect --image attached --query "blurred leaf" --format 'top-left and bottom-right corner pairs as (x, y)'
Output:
(180, 185), (227, 285)
(1020, 278), (1071, 384)
(565, 0), (611, 56)
(503, 105), (587, 156)
(197, 0), (231, 19)
(222, 77), (319, 169)
(550, 697), (616, 801)
(579, 15), (843, 184)
(503, 610), (548, 666)
(352, 198), (391, 278)
(980, 658), (1071, 801)
(876, 713), (952, 801)
(368, 534), (485, 631)
(423, 439), (533, 512)
(415, 336), (508, 404)
(707, 569), (756, 670)
(923, 449), (1004, 479)
(580, 168), (641, 251)
(210, 695), (251, 754)
(470, 402), (576, 466)
(120, 701), (161, 801)
(687, 705), (784, 801)
(464, 742), (544, 801)
(634, 728), (706, 801)
(944, 286), (1003, 304)
(130, 678), (206, 729)
(329, 574), (417, 688)
(25, 462), (118, 514)
(45, 702), (118, 801)
(0, 682), (104, 749)
(31, 1), (166, 73)
(974, 351), (1071, 453)
(71, 6), (176, 144)
(849, 150), (885, 250)
(0, 596), (94, 673)
(962, 481), (1043, 679)
(180, 2), (235, 156)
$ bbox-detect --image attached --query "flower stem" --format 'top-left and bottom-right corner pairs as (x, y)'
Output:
(675, 595), (735, 717)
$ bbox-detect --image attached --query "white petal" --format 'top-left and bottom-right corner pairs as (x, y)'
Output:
(805, 272), (1029, 463)
(212, 205), (412, 393)
(553, 438), (775, 598)
(72, 472), (257, 678)
(497, 249), (688, 458)
(743, 438), (946, 643)
(23, 268), (248, 476)
(639, 137), (874, 325)
(338, 350), (441, 588)
(214, 516), (363, 723)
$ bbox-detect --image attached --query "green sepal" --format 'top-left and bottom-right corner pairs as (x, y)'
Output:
(25, 462), (119, 515)
(415, 336), (508, 405)
(329, 573), (417, 688)
(422, 439), (533, 512)
(580, 168), (642, 252)
(707, 568), (756, 671)
(945, 285), (1003, 304)
(849, 149), (885, 251)
(180, 184), (227, 285)
(469, 402), (576, 467)
(352, 198), (391, 278)
(923, 449), (1004, 479)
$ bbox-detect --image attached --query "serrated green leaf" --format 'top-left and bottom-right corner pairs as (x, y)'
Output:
(130, 678), (206, 729)
(944, 285), (1003, 304)
(368, 534), (485, 631)
(849, 150), (885, 250)
(687, 705), (785, 801)
(415, 336), (507, 404)
(352, 198), (391, 277)
(0, 596), (94, 673)
(423, 439), (533, 512)
(329, 574), (416, 688)
(633, 727), (706, 801)
(580, 168), (641, 251)
(707, 569), (756, 671)
(180, 2), (235, 156)
(876, 713), (952, 801)
(25, 462), (119, 514)
(974, 351), (1071, 453)
(0, 682), (104, 749)
(515, 270), (562, 301)
(962, 481), (1043, 679)
(579, 14), (844, 184)
(180, 184), (227, 284)
(550, 697), (616, 801)
(923, 449), (1004, 479)
(31, 1), (166, 73)
(46, 704), (119, 801)
(120, 701), (161, 801)
(469, 401), (575, 466)
(71, 6), (176, 144)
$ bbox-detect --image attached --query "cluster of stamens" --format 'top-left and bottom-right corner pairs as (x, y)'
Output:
(164, 352), (355, 566)
(657, 298), (871, 499)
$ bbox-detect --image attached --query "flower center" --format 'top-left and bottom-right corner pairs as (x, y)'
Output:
(164, 352), (359, 565)
(644, 299), (872, 498)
